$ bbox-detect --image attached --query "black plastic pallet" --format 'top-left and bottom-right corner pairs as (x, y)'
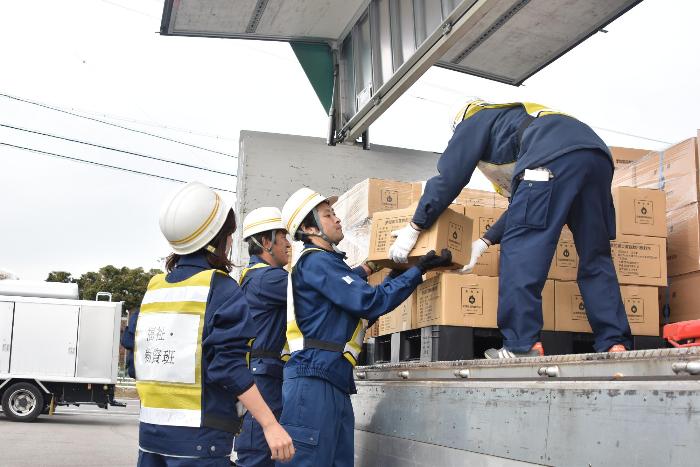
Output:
(361, 327), (670, 364)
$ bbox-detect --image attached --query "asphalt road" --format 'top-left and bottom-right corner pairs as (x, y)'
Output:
(0, 400), (140, 467)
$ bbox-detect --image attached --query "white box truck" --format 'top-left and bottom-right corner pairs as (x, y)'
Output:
(0, 281), (124, 422)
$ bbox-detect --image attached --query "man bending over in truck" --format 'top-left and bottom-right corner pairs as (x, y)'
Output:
(389, 99), (632, 359)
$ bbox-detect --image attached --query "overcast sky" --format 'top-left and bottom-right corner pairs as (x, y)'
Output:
(1, 0), (698, 281)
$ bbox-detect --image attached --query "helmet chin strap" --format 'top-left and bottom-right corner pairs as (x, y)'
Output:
(309, 208), (344, 255)
(250, 230), (277, 259)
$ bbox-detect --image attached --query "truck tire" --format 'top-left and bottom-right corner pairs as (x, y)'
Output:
(1, 382), (45, 422)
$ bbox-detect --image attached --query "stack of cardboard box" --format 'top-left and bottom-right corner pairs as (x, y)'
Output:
(364, 181), (523, 336)
(604, 136), (700, 326)
(339, 159), (676, 343)
(650, 134), (700, 323)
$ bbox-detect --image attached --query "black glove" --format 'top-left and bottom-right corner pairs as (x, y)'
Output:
(388, 268), (405, 279)
(415, 249), (452, 273)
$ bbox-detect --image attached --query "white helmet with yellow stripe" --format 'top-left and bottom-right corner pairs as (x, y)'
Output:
(159, 181), (230, 255)
(243, 206), (287, 257)
(242, 207), (285, 239)
(282, 187), (338, 243)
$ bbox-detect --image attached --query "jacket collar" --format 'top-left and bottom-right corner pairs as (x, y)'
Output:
(302, 242), (345, 259)
(248, 255), (270, 267)
(175, 252), (210, 270)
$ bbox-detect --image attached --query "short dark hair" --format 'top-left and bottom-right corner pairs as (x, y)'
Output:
(247, 231), (272, 256)
(296, 211), (318, 241)
(166, 208), (237, 273)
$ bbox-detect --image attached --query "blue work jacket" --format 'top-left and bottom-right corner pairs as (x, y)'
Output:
(413, 106), (611, 242)
(240, 255), (288, 379)
(123, 253), (256, 458)
(285, 244), (423, 394)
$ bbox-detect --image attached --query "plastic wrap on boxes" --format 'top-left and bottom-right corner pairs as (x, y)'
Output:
(411, 181), (500, 208)
(634, 138), (698, 212)
(334, 178), (413, 228)
(338, 219), (372, 268)
(332, 178), (413, 268)
(666, 203), (700, 276)
(612, 163), (636, 188)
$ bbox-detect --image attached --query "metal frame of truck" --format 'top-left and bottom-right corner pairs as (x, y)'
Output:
(0, 294), (124, 422)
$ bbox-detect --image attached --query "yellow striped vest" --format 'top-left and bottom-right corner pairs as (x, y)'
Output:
(239, 262), (290, 362)
(286, 248), (367, 367)
(135, 269), (216, 428)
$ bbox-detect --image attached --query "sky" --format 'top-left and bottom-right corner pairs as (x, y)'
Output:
(0, 0), (699, 281)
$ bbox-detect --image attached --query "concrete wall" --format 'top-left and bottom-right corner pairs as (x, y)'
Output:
(233, 130), (441, 270)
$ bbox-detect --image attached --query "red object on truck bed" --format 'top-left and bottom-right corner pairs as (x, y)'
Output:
(663, 320), (700, 348)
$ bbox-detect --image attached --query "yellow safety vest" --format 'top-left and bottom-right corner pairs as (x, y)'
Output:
(135, 269), (226, 428)
(240, 262), (291, 362)
(286, 248), (368, 367)
(454, 100), (569, 197)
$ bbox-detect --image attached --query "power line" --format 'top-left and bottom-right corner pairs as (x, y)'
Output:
(0, 141), (235, 194)
(0, 123), (236, 177)
(588, 126), (673, 146)
(98, 0), (159, 19)
(66, 110), (238, 142)
(0, 93), (238, 159)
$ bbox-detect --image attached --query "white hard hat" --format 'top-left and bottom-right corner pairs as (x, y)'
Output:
(282, 187), (337, 238)
(243, 207), (285, 239)
(159, 181), (231, 255)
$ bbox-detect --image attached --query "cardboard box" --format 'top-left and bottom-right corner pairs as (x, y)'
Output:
(364, 321), (378, 341)
(368, 207), (473, 269)
(635, 138), (698, 212)
(368, 269), (416, 336)
(413, 274), (554, 330)
(666, 203), (700, 276)
(411, 182), (497, 208)
(334, 178), (414, 229)
(463, 205), (506, 276)
(542, 279), (555, 331)
(611, 234), (667, 286)
(609, 146), (652, 168)
(548, 230), (667, 286)
(494, 194), (509, 209)
(612, 187), (667, 238)
(663, 271), (700, 322)
(612, 163), (636, 188)
(414, 274), (499, 328)
(548, 228), (578, 281)
(554, 281), (659, 336)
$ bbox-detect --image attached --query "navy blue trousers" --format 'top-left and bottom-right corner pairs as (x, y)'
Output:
(234, 374), (282, 467)
(137, 451), (231, 467)
(277, 376), (354, 467)
(499, 149), (633, 352)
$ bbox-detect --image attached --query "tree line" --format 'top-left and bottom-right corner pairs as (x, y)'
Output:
(47, 266), (162, 313)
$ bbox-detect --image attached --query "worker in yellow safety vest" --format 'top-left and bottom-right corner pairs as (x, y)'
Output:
(277, 187), (451, 466)
(234, 206), (292, 467)
(129, 181), (294, 466)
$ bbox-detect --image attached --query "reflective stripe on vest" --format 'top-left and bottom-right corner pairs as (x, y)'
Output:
(240, 261), (290, 362)
(135, 269), (217, 428)
(456, 100), (569, 197)
(238, 262), (269, 285)
(286, 247), (367, 367)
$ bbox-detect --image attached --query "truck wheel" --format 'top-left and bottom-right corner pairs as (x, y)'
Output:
(1, 382), (45, 422)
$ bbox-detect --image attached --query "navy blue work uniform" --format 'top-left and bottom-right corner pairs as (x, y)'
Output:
(279, 244), (423, 466)
(124, 253), (256, 467)
(234, 255), (288, 467)
(121, 307), (139, 379)
(414, 102), (632, 352)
